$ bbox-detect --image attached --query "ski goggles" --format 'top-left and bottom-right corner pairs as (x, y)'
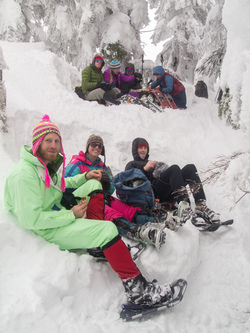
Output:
(126, 68), (134, 72)
(95, 59), (103, 63)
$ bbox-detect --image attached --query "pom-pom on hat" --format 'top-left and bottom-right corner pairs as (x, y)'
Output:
(32, 114), (65, 192)
(110, 60), (121, 69)
(86, 134), (105, 156)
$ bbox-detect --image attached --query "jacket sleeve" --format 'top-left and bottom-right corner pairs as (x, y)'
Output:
(65, 163), (81, 178)
(4, 171), (78, 230)
(82, 66), (99, 93)
(119, 73), (135, 83)
(161, 75), (174, 94)
(150, 79), (159, 89)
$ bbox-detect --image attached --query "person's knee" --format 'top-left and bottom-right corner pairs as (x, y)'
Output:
(87, 178), (102, 190)
(169, 164), (181, 174)
(185, 164), (197, 173)
(102, 220), (119, 244)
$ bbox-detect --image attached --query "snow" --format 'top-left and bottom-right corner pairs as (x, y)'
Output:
(0, 38), (250, 333)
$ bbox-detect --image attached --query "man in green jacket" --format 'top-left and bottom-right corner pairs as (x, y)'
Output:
(81, 54), (120, 105)
(4, 114), (177, 308)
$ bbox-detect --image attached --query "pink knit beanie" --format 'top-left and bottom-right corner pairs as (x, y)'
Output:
(32, 114), (65, 192)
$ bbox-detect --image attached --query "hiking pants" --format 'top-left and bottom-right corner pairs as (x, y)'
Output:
(152, 164), (206, 204)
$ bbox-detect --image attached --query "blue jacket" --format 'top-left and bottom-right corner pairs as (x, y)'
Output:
(151, 66), (185, 95)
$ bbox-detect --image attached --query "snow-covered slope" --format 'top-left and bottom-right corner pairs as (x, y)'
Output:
(0, 42), (249, 333)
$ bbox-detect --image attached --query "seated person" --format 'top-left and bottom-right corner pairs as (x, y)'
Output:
(120, 63), (142, 97)
(103, 60), (136, 96)
(81, 54), (119, 105)
(65, 134), (166, 249)
(125, 137), (221, 228)
(148, 66), (187, 109)
(4, 115), (178, 308)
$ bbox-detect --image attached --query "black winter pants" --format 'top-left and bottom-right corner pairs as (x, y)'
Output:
(151, 164), (206, 204)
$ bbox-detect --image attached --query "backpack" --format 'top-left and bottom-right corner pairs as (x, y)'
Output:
(113, 168), (154, 209)
(195, 81), (208, 98)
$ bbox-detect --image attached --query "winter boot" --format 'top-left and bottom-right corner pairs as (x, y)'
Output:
(192, 201), (220, 230)
(153, 201), (194, 231)
(137, 222), (166, 250)
(123, 274), (174, 306)
(113, 218), (166, 250)
(103, 92), (121, 105)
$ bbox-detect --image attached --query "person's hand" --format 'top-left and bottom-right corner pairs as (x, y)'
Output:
(147, 85), (152, 90)
(85, 170), (102, 181)
(144, 160), (156, 172)
(96, 82), (112, 91)
(71, 202), (87, 218)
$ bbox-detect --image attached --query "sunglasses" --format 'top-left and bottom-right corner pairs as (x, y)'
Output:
(95, 59), (103, 63)
(90, 142), (103, 149)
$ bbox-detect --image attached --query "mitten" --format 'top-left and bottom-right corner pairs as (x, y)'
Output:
(101, 172), (111, 191)
(134, 72), (142, 81)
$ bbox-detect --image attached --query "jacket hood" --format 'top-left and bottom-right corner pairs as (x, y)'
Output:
(153, 66), (165, 77)
(132, 137), (149, 161)
(92, 54), (105, 70)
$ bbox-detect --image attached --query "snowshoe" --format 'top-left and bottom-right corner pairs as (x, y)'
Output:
(120, 278), (187, 321)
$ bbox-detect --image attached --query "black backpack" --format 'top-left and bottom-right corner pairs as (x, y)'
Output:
(195, 81), (208, 98)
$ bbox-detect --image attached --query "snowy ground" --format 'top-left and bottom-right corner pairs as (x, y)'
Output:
(0, 41), (250, 333)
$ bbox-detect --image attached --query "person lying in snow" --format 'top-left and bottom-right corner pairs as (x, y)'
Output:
(4, 115), (181, 307)
(65, 134), (166, 249)
(148, 65), (187, 109)
(125, 137), (221, 230)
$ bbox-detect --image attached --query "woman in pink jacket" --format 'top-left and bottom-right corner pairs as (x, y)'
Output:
(65, 134), (167, 249)
(103, 60), (136, 92)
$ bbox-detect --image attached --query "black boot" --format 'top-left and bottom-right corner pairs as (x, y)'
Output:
(103, 92), (121, 105)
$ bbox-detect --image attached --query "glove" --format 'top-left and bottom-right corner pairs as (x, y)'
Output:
(100, 172), (111, 191)
(134, 72), (142, 82)
(96, 82), (112, 91)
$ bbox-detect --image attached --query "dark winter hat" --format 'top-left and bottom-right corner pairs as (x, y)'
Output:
(86, 134), (105, 156)
(110, 60), (121, 69)
(32, 114), (65, 192)
(125, 63), (135, 72)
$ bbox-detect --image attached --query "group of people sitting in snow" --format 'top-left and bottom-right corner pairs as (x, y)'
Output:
(79, 54), (187, 109)
(4, 114), (221, 307)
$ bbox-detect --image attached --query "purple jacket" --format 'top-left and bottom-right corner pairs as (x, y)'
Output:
(103, 68), (135, 89)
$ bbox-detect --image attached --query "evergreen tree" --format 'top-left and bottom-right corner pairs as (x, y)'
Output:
(149, 0), (213, 83)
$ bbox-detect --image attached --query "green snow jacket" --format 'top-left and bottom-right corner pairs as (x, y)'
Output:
(82, 64), (104, 95)
(4, 146), (118, 249)
(4, 145), (87, 231)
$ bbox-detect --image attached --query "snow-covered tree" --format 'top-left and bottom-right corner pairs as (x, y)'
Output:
(149, 0), (214, 83)
(0, 0), (149, 70)
(220, 0), (250, 133)
(194, 0), (227, 89)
